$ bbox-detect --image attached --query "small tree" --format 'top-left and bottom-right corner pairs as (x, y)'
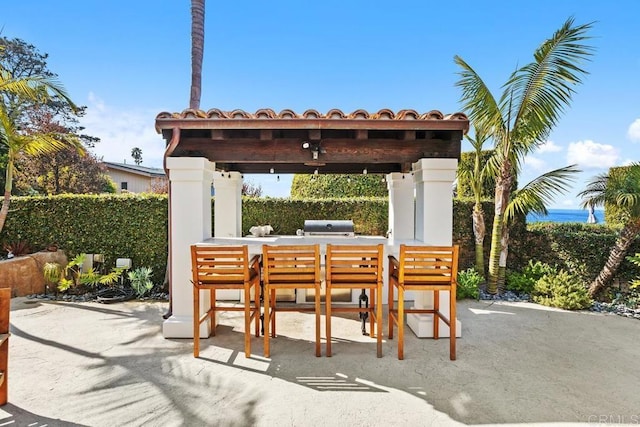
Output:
(131, 147), (143, 165)
(578, 163), (640, 297)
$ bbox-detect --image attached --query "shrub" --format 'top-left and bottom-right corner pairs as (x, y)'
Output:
(532, 270), (593, 310)
(506, 260), (557, 294)
(457, 268), (482, 300)
(128, 267), (154, 297)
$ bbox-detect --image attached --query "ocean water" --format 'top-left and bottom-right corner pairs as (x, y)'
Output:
(526, 208), (604, 224)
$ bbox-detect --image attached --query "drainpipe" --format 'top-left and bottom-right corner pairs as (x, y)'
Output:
(162, 127), (180, 319)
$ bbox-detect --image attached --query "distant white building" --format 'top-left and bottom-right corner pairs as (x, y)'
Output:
(102, 161), (167, 194)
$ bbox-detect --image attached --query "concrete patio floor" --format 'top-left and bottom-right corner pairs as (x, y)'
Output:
(4, 297), (640, 426)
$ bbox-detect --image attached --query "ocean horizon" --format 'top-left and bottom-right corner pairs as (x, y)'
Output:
(526, 208), (604, 224)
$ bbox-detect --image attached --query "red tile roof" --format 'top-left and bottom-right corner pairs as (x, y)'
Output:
(156, 108), (468, 122)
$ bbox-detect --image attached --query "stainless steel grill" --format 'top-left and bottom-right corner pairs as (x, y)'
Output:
(303, 220), (355, 237)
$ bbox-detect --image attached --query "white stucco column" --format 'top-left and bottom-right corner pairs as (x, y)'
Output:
(409, 158), (461, 338)
(386, 172), (415, 243)
(163, 157), (215, 338)
(213, 171), (243, 238)
(212, 171), (243, 301)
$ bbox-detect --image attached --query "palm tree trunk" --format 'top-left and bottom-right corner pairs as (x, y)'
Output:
(0, 161), (14, 234)
(472, 202), (486, 276)
(497, 225), (509, 291)
(588, 221), (640, 297)
(487, 210), (502, 294)
(189, 0), (205, 110)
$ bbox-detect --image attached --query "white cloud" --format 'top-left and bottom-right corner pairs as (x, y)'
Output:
(79, 93), (166, 168)
(538, 140), (562, 153)
(523, 156), (546, 172)
(628, 118), (640, 142)
(566, 140), (619, 169)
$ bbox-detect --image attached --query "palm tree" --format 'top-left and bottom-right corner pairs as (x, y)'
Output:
(190, 0), (205, 110)
(578, 164), (640, 297)
(0, 65), (80, 234)
(457, 128), (493, 276)
(0, 108), (83, 232)
(455, 17), (594, 294)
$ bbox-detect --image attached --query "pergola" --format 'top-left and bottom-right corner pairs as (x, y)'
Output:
(155, 108), (468, 339)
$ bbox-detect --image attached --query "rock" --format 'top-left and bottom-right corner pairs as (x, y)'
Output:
(0, 250), (67, 297)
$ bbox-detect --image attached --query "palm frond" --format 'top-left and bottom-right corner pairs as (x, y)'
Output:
(578, 173), (608, 208)
(454, 55), (505, 135)
(505, 164), (580, 221)
(508, 17), (594, 141)
(0, 69), (78, 112)
(579, 163), (640, 213)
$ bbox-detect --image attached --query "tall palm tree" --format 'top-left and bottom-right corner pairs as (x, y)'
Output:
(457, 128), (493, 276)
(190, 0), (205, 110)
(578, 164), (640, 297)
(455, 17), (594, 293)
(0, 65), (80, 234)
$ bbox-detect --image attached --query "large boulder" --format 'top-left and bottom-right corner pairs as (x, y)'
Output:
(0, 250), (67, 297)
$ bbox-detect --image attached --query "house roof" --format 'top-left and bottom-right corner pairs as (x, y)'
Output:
(155, 108), (468, 174)
(103, 161), (166, 178)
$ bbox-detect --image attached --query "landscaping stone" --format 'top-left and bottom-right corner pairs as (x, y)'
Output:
(0, 250), (67, 297)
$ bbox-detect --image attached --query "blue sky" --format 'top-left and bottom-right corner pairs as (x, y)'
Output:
(3, 1), (639, 208)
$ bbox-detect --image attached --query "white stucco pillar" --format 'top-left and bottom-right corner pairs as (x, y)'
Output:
(163, 157), (215, 338)
(212, 171), (243, 301)
(386, 172), (415, 243)
(409, 158), (461, 338)
(213, 171), (243, 238)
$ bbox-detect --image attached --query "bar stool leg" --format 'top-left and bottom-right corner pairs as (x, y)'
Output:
(398, 285), (404, 360)
(315, 284), (321, 357)
(263, 285), (270, 358)
(326, 283), (332, 357)
(193, 285), (200, 358)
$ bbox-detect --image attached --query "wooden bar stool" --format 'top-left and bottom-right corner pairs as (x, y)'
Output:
(191, 245), (261, 358)
(325, 244), (384, 357)
(262, 244), (321, 357)
(388, 245), (459, 360)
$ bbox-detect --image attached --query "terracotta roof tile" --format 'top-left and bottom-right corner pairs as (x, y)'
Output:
(156, 108), (468, 122)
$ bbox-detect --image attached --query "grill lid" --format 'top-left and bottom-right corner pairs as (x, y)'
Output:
(303, 220), (354, 236)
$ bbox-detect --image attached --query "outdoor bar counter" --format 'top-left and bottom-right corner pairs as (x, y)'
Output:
(200, 235), (389, 303)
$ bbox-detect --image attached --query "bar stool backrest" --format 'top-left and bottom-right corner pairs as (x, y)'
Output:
(398, 245), (459, 286)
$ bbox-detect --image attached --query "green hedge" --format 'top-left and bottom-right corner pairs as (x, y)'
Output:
(3, 194), (636, 290)
(1, 194), (169, 285)
(241, 197), (387, 236)
(525, 222), (640, 284)
(290, 174), (388, 198)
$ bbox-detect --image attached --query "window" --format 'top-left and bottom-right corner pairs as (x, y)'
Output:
(121, 182), (128, 191)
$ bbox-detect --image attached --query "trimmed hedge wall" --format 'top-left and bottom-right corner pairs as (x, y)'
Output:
(4, 194), (636, 289)
(524, 222), (640, 284)
(0, 194), (169, 285)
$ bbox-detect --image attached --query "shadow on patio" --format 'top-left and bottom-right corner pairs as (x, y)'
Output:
(6, 297), (640, 426)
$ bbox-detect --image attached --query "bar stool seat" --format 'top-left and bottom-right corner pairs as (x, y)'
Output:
(325, 244), (384, 357)
(191, 245), (261, 358)
(262, 244), (321, 357)
(388, 245), (459, 360)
